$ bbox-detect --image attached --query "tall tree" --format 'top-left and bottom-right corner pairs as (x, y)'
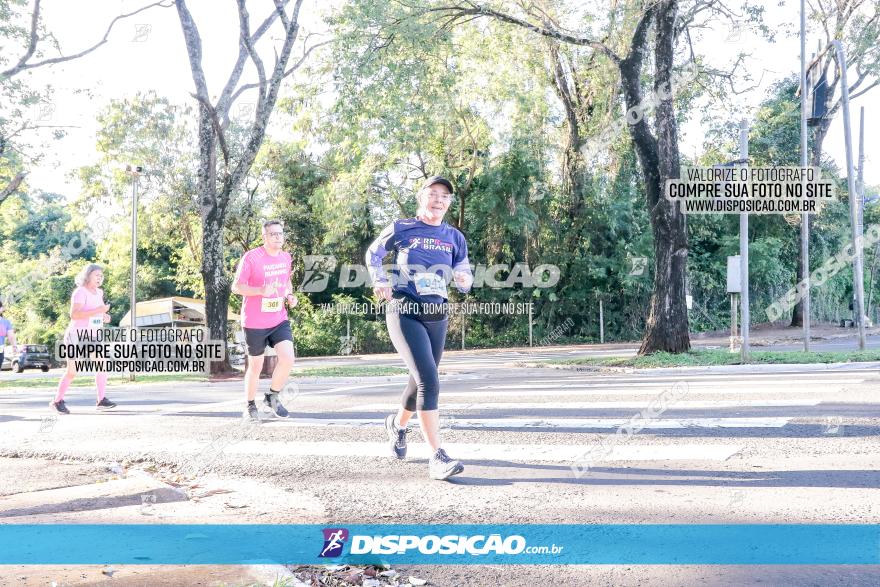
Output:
(173, 0), (325, 372)
(420, 0), (698, 353)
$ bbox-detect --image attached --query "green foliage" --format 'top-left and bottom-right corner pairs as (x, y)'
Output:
(0, 191), (95, 344)
(290, 293), (394, 356)
(2, 1), (877, 357)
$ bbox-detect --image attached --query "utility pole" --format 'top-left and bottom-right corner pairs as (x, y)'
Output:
(126, 165), (142, 382)
(799, 0), (811, 351)
(126, 166), (142, 326)
(832, 41), (866, 349)
(858, 107), (865, 239)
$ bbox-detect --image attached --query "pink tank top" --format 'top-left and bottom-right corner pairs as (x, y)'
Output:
(69, 286), (105, 330)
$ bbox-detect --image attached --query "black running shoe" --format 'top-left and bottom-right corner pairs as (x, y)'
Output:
(50, 400), (70, 415)
(263, 392), (289, 418)
(384, 414), (409, 459)
(429, 447), (464, 480)
(244, 402), (260, 421)
(96, 397), (117, 410)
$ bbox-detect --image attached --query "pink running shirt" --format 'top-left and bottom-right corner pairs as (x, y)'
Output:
(68, 287), (106, 331)
(235, 246), (293, 329)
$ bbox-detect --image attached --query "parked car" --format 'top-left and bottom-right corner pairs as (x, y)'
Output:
(3, 344), (51, 373)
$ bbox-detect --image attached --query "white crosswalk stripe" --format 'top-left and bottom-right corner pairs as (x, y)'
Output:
(264, 416), (790, 429)
(444, 386), (838, 397)
(224, 441), (743, 463)
(528, 373), (867, 383)
(476, 378), (860, 390)
(0, 433), (744, 464)
(343, 399), (824, 411)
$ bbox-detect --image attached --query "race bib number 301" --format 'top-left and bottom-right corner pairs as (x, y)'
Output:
(261, 297), (283, 313)
(413, 272), (448, 298)
(89, 316), (103, 328)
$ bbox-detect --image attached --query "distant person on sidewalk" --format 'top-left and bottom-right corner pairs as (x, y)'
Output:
(51, 264), (116, 414)
(232, 219), (298, 421)
(0, 302), (17, 368)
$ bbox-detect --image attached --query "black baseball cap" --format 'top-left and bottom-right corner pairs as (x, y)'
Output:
(421, 175), (454, 193)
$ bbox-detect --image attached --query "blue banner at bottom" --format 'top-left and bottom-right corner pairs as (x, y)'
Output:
(0, 524), (878, 565)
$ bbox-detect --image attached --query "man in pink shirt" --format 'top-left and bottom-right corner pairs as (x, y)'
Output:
(232, 220), (298, 420)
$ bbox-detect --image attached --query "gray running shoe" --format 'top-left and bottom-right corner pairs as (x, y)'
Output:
(385, 414), (409, 459)
(244, 402), (260, 421)
(263, 392), (289, 418)
(429, 447), (464, 480)
(96, 397), (117, 410)
(50, 400), (70, 414)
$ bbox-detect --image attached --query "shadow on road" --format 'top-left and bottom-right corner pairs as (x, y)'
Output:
(449, 461), (880, 488)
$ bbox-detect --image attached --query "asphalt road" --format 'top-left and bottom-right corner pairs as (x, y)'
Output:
(1, 355), (879, 585)
(3, 332), (878, 377)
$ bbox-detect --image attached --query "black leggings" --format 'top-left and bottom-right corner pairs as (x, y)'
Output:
(386, 312), (448, 411)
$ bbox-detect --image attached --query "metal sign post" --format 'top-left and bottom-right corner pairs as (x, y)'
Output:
(528, 302), (533, 347)
(727, 255), (741, 352)
(739, 120), (750, 363)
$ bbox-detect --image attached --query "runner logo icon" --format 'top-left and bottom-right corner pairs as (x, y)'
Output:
(319, 528), (349, 558)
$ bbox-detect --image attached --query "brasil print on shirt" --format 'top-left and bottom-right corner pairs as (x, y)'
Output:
(365, 218), (472, 305)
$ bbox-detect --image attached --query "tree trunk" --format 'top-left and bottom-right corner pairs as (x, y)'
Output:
(561, 147), (587, 212)
(549, 43), (588, 213)
(201, 199), (234, 375)
(618, 1), (689, 354)
(457, 192), (466, 227)
(642, 1), (689, 354)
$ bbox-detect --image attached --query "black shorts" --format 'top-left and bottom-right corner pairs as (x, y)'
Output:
(243, 320), (293, 356)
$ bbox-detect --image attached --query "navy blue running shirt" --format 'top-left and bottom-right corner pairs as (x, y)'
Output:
(366, 218), (473, 304)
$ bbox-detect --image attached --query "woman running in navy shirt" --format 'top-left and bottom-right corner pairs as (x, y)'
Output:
(366, 176), (473, 480)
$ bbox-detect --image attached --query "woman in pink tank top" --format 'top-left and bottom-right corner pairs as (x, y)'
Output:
(51, 263), (117, 414)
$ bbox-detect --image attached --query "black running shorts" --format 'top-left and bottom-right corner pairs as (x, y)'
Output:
(243, 320), (294, 356)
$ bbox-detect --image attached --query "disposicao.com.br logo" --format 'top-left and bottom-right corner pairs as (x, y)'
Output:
(319, 528), (563, 557)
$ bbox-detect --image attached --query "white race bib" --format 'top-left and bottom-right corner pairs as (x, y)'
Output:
(413, 272), (448, 298)
(89, 316), (103, 328)
(261, 297), (283, 313)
